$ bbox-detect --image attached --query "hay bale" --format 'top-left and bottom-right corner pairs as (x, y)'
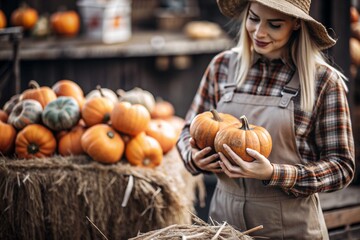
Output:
(129, 214), (261, 240)
(0, 148), (203, 240)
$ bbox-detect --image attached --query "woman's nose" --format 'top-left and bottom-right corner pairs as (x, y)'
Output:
(255, 24), (267, 38)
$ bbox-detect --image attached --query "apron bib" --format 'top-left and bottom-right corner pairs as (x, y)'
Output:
(208, 51), (328, 239)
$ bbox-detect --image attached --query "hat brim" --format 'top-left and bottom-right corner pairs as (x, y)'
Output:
(217, 0), (336, 50)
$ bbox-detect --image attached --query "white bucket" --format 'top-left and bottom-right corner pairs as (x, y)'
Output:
(77, 0), (131, 44)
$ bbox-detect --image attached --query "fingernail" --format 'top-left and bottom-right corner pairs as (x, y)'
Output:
(246, 148), (254, 153)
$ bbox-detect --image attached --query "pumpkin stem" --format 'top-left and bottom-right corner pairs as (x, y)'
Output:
(143, 158), (151, 166)
(210, 109), (222, 122)
(96, 85), (105, 97)
(27, 143), (39, 154)
(29, 80), (40, 89)
(103, 113), (110, 123)
(107, 130), (114, 139)
(116, 89), (125, 99)
(239, 115), (251, 131)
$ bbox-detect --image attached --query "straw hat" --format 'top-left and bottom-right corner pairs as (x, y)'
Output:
(217, 0), (336, 49)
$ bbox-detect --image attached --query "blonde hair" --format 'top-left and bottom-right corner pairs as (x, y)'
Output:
(234, 5), (348, 112)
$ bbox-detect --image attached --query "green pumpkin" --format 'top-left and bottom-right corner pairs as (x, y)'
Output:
(42, 96), (80, 131)
(8, 99), (43, 129)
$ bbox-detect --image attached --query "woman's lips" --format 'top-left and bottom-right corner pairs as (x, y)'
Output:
(254, 39), (270, 48)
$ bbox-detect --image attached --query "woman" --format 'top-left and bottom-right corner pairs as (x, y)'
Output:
(176, 0), (355, 239)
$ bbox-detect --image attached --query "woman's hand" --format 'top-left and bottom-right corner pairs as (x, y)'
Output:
(190, 138), (223, 173)
(218, 144), (274, 180)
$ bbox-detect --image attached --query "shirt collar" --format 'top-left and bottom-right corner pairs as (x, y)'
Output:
(251, 51), (295, 71)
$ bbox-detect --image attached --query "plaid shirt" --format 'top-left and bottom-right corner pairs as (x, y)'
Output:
(177, 50), (355, 197)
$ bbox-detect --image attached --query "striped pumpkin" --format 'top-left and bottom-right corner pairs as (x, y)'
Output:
(42, 96), (80, 131)
(8, 99), (43, 129)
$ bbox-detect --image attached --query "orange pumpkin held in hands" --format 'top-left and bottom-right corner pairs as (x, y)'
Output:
(214, 115), (272, 162)
(190, 109), (239, 150)
(125, 132), (163, 168)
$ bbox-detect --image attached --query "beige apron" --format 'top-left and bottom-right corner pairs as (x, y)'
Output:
(208, 51), (328, 239)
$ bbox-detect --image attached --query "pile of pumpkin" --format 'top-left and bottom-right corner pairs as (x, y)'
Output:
(0, 4), (80, 38)
(0, 79), (183, 168)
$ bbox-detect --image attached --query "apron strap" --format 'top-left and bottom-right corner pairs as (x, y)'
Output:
(227, 49), (238, 85)
(226, 49), (300, 109)
(221, 50), (239, 102)
(279, 71), (300, 108)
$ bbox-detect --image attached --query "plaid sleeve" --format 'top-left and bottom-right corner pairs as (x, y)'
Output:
(176, 52), (228, 175)
(265, 164), (298, 189)
(265, 70), (355, 197)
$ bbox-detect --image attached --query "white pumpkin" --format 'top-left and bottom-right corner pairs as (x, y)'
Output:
(86, 86), (118, 105)
(117, 87), (155, 113)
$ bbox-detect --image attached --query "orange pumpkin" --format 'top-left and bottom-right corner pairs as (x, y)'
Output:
(145, 119), (178, 154)
(11, 5), (38, 30)
(0, 121), (16, 155)
(189, 109), (239, 150)
(351, 6), (359, 23)
(214, 115), (272, 162)
(58, 124), (86, 156)
(82, 87), (114, 127)
(81, 124), (124, 164)
(50, 10), (80, 37)
(0, 9), (6, 29)
(52, 79), (85, 110)
(125, 132), (163, 168)
(15, 124), (56, 159)
(111, 101), (151, 136)
(0, 110), (8, 122)
(150, 98), (175, 119)
(165, 115), (185, 137)
(21, 80), (57, 108)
